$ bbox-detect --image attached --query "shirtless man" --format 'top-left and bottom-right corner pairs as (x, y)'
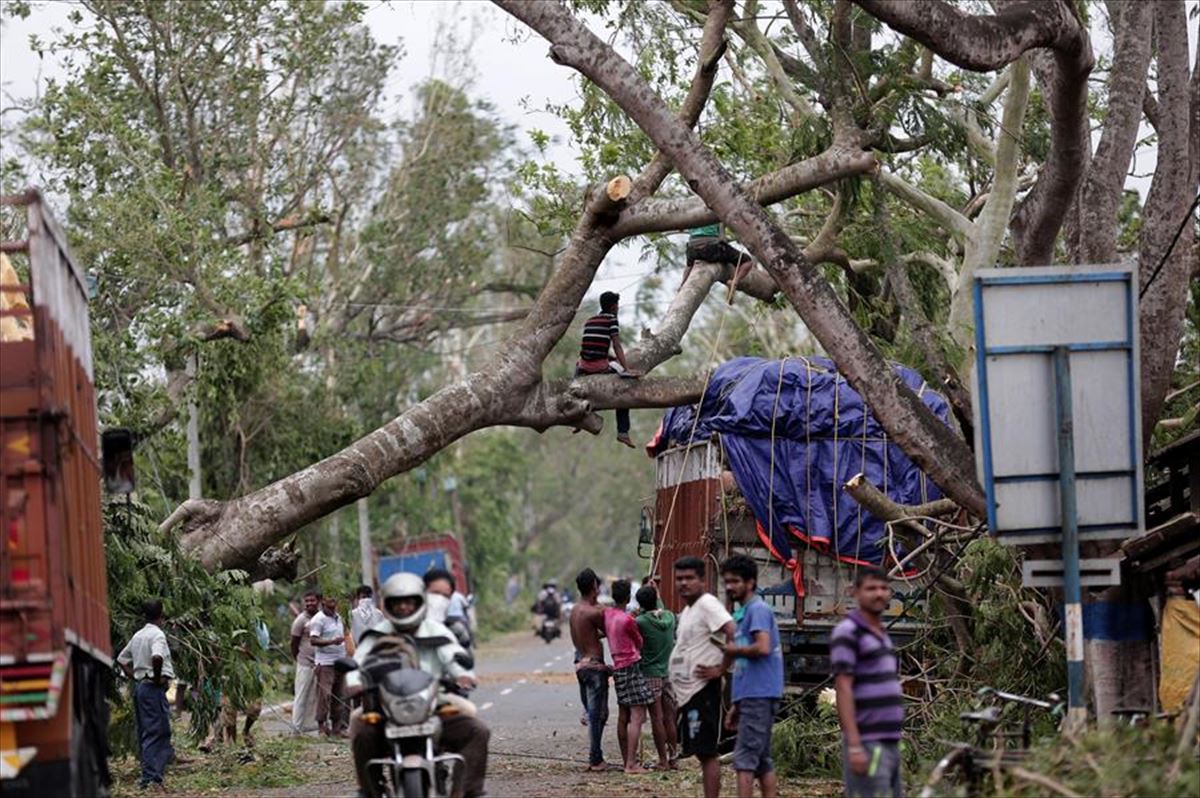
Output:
(571, 568), (614, 771)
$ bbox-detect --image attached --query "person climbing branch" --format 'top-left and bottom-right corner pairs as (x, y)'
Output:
(683, 224), (755, 303)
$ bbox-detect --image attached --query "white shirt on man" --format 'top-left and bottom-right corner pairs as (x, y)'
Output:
(291, 611), (315, 667)
(351, 599), (384, 644)
(307, 610), (347, 666)
(668, 593), (732, 706)
(117, 622), (175, 681)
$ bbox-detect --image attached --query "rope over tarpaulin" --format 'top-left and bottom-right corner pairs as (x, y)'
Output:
(648, 356), (952, 576)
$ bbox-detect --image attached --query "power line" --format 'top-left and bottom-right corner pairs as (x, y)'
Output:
(1139, 191), (1200, 300)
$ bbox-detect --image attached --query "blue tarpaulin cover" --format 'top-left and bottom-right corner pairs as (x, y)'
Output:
(651, 356), (950, 570)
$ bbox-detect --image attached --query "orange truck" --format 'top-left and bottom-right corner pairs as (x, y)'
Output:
(1, 190), (113, 796)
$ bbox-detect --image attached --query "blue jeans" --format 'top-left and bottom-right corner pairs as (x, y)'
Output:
(842, 739), (903, 798)
(577, 667), (610, 766)
(134, 681), (174, 786)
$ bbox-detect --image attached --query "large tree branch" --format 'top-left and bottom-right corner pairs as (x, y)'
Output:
(502, 374), (707, 433)
(630, 0), (733, 203)
(950, 56), (1031, 350)
(613, 142), (878, 238)
(171, 175), (626, 572)
(497, 0), (986, 517)
(850, 0), (1085, 72)
(878, 169), (974, 246)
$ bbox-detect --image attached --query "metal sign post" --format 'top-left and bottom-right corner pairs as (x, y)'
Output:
(1052, 347), (1086, 729)
(972, 264), (1146, 729)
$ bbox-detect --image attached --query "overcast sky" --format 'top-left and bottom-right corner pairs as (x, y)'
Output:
(2, 1), (1196, 313)
(0, 0), (658, 303)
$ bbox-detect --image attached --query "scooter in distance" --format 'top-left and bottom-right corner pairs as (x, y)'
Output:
(536, 616), (561, 643)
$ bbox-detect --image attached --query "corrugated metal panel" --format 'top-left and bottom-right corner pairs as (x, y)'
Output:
(654, 473), (721, 612)
(656, 441), (721, 490)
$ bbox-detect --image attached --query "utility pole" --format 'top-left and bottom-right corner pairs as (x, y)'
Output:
(186, 352), (201, 500)
(357, 497), (372, 587)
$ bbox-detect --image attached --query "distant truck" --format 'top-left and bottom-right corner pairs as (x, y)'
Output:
(1, 190), (113, 795)
(641, 357), (945, 689)
(377, 534), (471, 599)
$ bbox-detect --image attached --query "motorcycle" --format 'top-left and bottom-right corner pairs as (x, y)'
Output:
(536, 616), (561, 644)
(336, 640), (475, 798)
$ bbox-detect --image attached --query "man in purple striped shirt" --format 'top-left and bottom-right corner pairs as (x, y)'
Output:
(831, 567), (904, 798)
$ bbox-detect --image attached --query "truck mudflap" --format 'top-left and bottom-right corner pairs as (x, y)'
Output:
(0, 652), (67, 781)
(0, 722), (36, 780)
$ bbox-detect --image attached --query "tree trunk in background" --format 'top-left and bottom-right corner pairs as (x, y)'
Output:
(1136, 0), (1197, 443)
(186, 352), (202, 500)
(357, 498), (372, 588)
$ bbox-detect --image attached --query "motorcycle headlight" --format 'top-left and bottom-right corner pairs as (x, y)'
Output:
(384, 684), (437, 725)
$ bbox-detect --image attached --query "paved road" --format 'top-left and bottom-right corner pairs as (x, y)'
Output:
(474, 629), (599, 765)
(252, 629), (837, 797)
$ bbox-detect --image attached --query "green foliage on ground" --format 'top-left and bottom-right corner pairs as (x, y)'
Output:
(109, 728), (312, 797)
(773, 539), (1065, 781)
(994, 723), (1199, 798)
(105, 500), (272, 750)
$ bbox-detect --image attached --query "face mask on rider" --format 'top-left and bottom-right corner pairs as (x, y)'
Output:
(426, 592), (450, 624)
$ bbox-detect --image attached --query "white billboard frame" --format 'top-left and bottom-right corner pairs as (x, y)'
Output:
(971, 264), (1145, 548)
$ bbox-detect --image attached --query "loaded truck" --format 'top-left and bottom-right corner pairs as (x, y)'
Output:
(641, 356), (945, 689)
(1, 190), (113, 795)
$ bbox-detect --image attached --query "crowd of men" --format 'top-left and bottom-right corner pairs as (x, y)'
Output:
(570, 557), (902, 798)
(115, 553), (901, 798)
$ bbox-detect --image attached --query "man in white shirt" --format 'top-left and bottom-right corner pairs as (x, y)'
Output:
(668, 557), (735, 798)
(350, 584), (384, 645)
(117, 599), (176, 789)
(290, 590), (321, 734)
(309, 594), (348, 736)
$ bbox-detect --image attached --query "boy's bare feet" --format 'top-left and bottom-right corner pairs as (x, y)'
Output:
(624, 764), (651, 774)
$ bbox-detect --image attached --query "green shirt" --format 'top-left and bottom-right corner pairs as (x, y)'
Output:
(636, 609), (676, 678)
(689, 223), (722, 240)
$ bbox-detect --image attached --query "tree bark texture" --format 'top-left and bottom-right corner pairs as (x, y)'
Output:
(1136, 0), (1197, 445)
(496, 0), (986, 518)
(1077, 0), (1153, 264)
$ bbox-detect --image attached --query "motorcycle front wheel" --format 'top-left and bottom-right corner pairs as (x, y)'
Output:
(401, 768), (426, 798)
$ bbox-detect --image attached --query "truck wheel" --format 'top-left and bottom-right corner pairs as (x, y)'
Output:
(69, 655), (111, 797)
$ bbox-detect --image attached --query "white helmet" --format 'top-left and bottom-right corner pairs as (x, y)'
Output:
(380, 572), (427, 631)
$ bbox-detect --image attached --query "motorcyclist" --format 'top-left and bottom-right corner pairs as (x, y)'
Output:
(349, 573), (490, 798)
(533, 580), (562, 620)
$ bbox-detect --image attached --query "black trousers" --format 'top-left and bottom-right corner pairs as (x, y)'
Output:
(686, 237), (748, 268)
(574, 364), (631, 435)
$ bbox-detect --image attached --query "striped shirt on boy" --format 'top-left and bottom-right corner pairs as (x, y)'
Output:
(579, 311), (619, 364)
(829, 610), (904, 742)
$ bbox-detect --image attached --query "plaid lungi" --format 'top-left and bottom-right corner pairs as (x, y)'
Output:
(613, 663), (653, 707)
